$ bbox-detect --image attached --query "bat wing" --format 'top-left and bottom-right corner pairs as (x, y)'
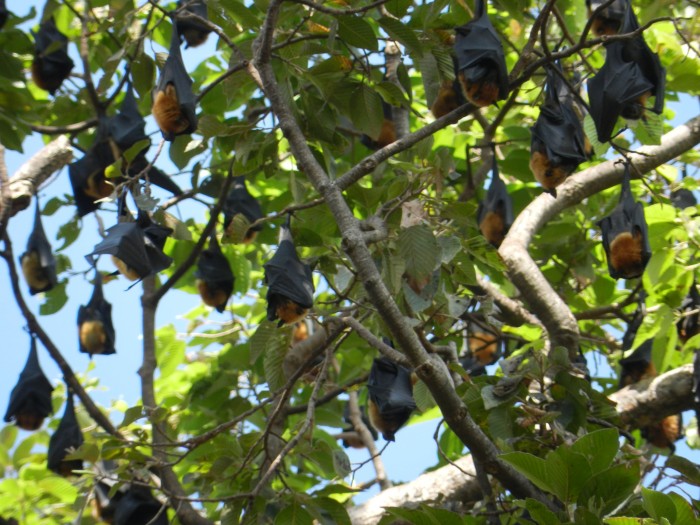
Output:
(224, 177), (264, 229)
(47, 395), (84, 475)
(0, 0), (9, 29)
(454, 10), (508, 99)
(264, 239), (315, 308)
(195, 235), (234, 286)
(153, 25), (197, 138)
(108, 84), (148, 154)
(126, 156), (183, 196)
(588, 45), (653, 142)
(175, 0), (210, 47)
(113, 487), (168, 525)
(367, 357), (416, 419)
(69, 151), (111, 217)
(532, 104), (588, 166)
(87, 223), (152, 279)
(4, 339), (53, 423)
(477, 163), (514, 228)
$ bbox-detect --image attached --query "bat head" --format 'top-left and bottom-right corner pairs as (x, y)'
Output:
(586, 0), (628, 36)
(175, 0), (211, 48)
(3, 337), (54, 430)
(47, 395), (84, 477)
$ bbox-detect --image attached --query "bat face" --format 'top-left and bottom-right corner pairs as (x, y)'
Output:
(176, 0), (210, 48)
(112, 487), (168, 525)
(453, 0), (508, 107)
(195, 234), (234, 313)
(31, 18), (74, 95)
(47, 395), (84, 477)
(3, 338), (53, 430)
(367, 357), (416, 441)
(78, 273), (115, 356)
(20, 202), (57, 295)
(588, 4), (665, 143)
(598, 167), (651, 280)
(476, 158), (513, 247)
(264, 223), (314, 326)
(223, 176), (264, 242)
(586, 0), (628, 36)
(151, 26), (197, 140)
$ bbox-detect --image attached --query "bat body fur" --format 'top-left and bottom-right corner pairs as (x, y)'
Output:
(609, 230), (644, 279)
(458, 66), (501, 107)
(31, 60), (65, 93)
(273, 297), (309, 326)
(196, 280), (229, 310)
(643, 414), (682, 452)
(21, 251), (51, 291)
(368, 398), (403, 442)
(79, 320), (107, 355)
(181, 27), (208, 48)
(111, 255), (141, 282)
(152, 84), (191, 138)
(431, 81), (462, 118)
(468, 331), (499, 365)
(479, 209), (506, 247)
(83, 172), (114, 200)
(15, 413), (44, 431)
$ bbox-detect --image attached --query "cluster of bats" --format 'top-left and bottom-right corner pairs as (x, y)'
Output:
(4, 0), (693, 485)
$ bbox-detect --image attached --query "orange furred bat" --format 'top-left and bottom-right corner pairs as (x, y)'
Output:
(586, 0), (628, 36)
(47, 394), (84, 477)
(77, 272), (115, 357)
(458, 66), (501, 108)
(195, 233), (234, 313)
(360, 100), (396, 150)
(431, 74), (466, 118)
(20, 200), (57, 295)
(367, 357), (416, 441)
(176, 0), (210, 48)
(476, 154), (513, 247)
(642, 414), (682, 453)
(110, 255), (141, 282)
(152, 84), (192, 138)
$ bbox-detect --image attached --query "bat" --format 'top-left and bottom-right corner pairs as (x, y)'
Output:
(223, 176), (264, 243)
(3, 336), (53, 431)
(176, 0), (211, 48)
(20, 200), (57, 295)
(678, 282), (700, 344)
(47, 394), (84, 477)
(586, 0), (628, 36)
(69, 148), (113, 217)
(618, 339), (655, 388)
(670, 168), (697, 210)
(341, 403), (378, 449)
(263, 217), (314, 326)
(31, 17), (74, 95)
(0, 0), (9, 29)
(597, 165), (651, 280)
(0, 518), (18, 525)
(77, 271), (116, 357)
(530, 64), (589, 194)
(367, 357), (416, 441)
(195, 232), (234, 312)
(641, 414), (682, 453)
(136, 209), (174, 276)
(360, 100), (397, 150)
(454, 0), (508, 108)
(92, 481), (123, 523)
(588, 4), (665, 142)
(476, 154), (513, 247)
(467, 326), (501, 367)
(151, 24), (197, 140)
(108, 83), (148, 159)
(112, 486), (168, 525)
(431, 57), (467, 118)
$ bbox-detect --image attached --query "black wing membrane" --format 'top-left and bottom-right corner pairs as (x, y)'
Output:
(31, 17), (74, 95)
(195, 233), (235, 313)
(176, 0), (210, 48)
(20, 200), (57, 295)
(77, 271), (116, 356)
(223, 176), (264, 241)
(47, 394), (84, 477)
(3, 336), (53, 431)
(263, 220), (314, 326)
(113, 486), (168, 525)
(477, 155), (513, 247)
(367, 357), (416, 441)
(597, 165), (651, 279)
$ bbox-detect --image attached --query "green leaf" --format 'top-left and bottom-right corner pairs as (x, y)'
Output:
(155, 324), (186, 377)
(523, 498), (561, 525)
(412, 379), (436, 412)
(332, 449), (352, 479)
(336, 16), (377, 51)
(583, 114), (609, 157)
(642, 487), (677, 523)
(499, 452), (554, 494)
(249, 320), (276, 365)
(55, 215), (80, 251)
(570, 428), (619, 475)
(378, 17), (422, 57)
(666, 455), (700, 486)
(39, 281), (68, 315)
(667, 492), (700, 525)
(274, 502), (315, 525)
(578, 464), (640, 515)
(263, 327), (289, 389)
(398, 225), (440, 281)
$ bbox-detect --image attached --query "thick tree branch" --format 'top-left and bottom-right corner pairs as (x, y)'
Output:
(7, 136), (73, 217)
(499, 115), (700, 355)
(252, 3), (558, 511)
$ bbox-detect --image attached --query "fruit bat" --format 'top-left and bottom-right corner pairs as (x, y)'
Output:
(530, 64), (589, 194)
(454, 0), (508, 108)
(151, 24), (197, 140)
(367, 357), (416, 441)
(0, 0), (9, 29)
(93, 481), (124, 523)
(618, 295), (655, 388)
(642, 414), (682, 453)
(341, 403), (378, 449)
(20, 200), (57, 295)
(176, 0), (211, 48)
(476, 155), (513, 247)
(588, 4), (665, 143)
(108, 83), (148, 157)
(360, 100), (397, 150)
(113, 486), (168, 525)
(431, 56), (467, 119)
(467, 326), (501, 366)
(3, 336), (53, 431)
(77, 272), (116, 357)
(678, 282), (700, 344)
(223, 176), (264, 243)
(47, 394), (84, 477)
(586, 0), (628, 36)
(670, 168), (697, 210)
(597, 165), (651, 280)
(263, 217), (314, 326)
(69, 148), (112, 217)
(195, 232), (234, 313)
(31, 17), (74, 95)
